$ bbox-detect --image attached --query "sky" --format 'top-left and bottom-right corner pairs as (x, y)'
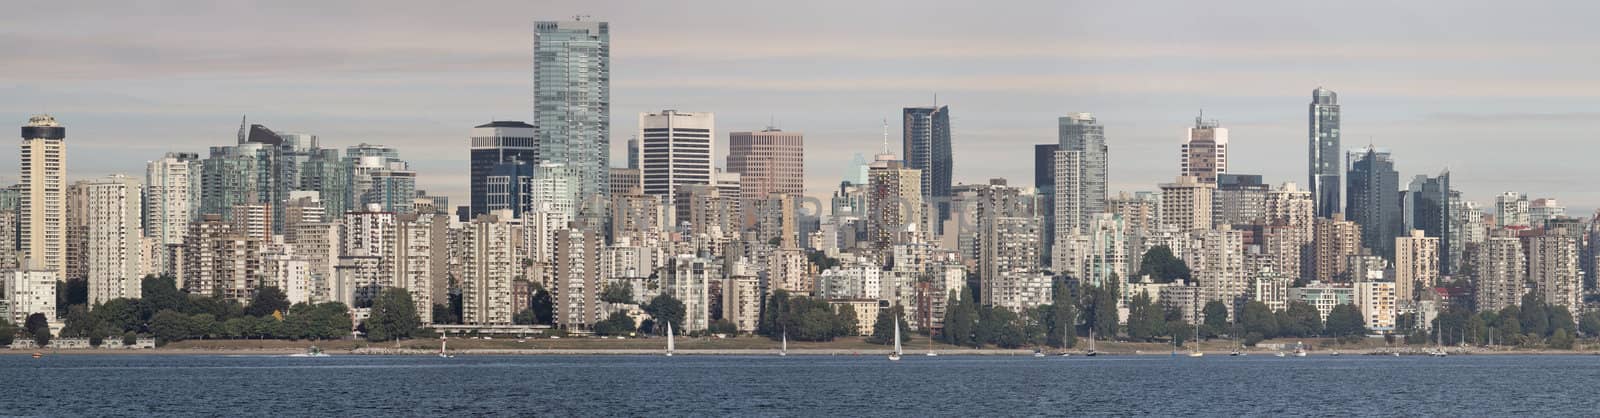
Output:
(5, 0), (1600, 214)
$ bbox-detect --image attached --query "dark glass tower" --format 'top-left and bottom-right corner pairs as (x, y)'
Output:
(903, 105), (952, 234)
(470, 121), (538, 219)
(1346, 148), (1400, 260)
(1309, 87), (1341, 218)
(1404, 171), (1453, 274)
(1034, 143), (1059, 266)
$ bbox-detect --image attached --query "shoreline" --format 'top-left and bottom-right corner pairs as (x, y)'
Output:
(7, 347), (1597, 357)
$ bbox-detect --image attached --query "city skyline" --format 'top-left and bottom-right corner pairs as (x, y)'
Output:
(6, 1), (1600, 213)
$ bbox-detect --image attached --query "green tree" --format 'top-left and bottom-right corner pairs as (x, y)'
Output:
(1548, 306), (1576, 339)
(24, 313), (49, 338)
(944, 288), (980, 348)
(644, 293), (686, 335)
(1519, 293), (1549, 338)
(0, 319), (15, 346)
(1125, 291), (1162, 342)
(758, 289), (791, 337)
(1167, 320), (1194, 348)
(1080, 282), (1119, 340)
(1324, 303), (1367, 339)
(1497, 305), (1523, 345)
(245, 287), (291, 318)
(1239, 301), (1278, 343)
(867, 305), (910, 345)
(1135, 246), (1191, 283)
(59, 304), (98, 338)
(1282, 301), (1323, 337)
(1579, 312), (1600, 338)
(94, 298), (143, 333)
(122, 331), (138, 346)
(1047, 284), (1078, 348)
(142, 275), (188, 314)
(1549, 328), (1575, 349)
(1201, 300), (1229, 339)
(600, 283), (634, 305)
(708, 319), (738, 335)
(366, 288), (421, 342)
(530, 285), (554, 325)
(833, 303), (858, 337)
(56, 278), (89, 316)
(150, 309), (190, 344)
(513, 309), (539, 325)
(594, 311), (638, 336)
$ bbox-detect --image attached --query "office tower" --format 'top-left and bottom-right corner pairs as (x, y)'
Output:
(715, 170), (742, 222)
(609, 167), (641, 196)
(552, 228), (603, 330)
(639, 110), (715, 209)
(1034, 144), (1059, 266)
(1474, 233), (1525, 312)
(470, 121), (538, 218)
(1529, 198), (1566, 229)
(754, 193), (799, 248)
(1181, 114), (1228, 184)
(1314, 213), (1362, 282)
(1346, 147), (1400, 260)
(19, 115), (66, 273)
(345, 143), (411, 215)
(483, 160), (535, 219)
(1494, 192), (1529, 228)
(609, 190), (666, 246)
(904, 106), (952, 234)
(146, 152), (200, 275)
(1057, 113), (1108, 233)
(1394, 230), (1439, 303)
(462, 211), (521, 325)
(1214, 173), (1267, 226)
(83, 175), (144, 305)
(535, 20), (610, 200)
(867, 154), (922, 261)
(1159, 176), (1215, 231)
(1529, 227), (1580, 311)
(1403, 171), (1454, 274)
(1309, 87), (1342, 218)
(527, 162), (579, 219)
(626, 137), (639, 170)
(200, 144), (266, 220)
(728, 127), (804, 217)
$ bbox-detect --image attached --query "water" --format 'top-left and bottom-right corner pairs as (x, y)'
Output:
(4, 354), (1598, 416)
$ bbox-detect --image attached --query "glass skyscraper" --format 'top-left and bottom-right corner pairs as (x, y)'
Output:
(903, 106), (952, 235)
(1309, 87), (1341, 218)
(1057, 113), (1107, 234)
(1346, 147), (1400, 261)
(535, 20), (610, 202)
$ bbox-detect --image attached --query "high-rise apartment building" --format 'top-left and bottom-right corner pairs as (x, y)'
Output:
(553, 228), (603, 330)
(146, 152), (200, 275)
(535, 20), (610, 200)
(19, 115), (66, 272)
(640, 110), (715, 210)
(903, 106), (952, 235)
(1495, 192), (1529, 228)
(1529, 198), (1566, 229)
(1394, 229), (1439, 303)
(1181, 115), (1228, 184)
(1314, 213), (1362, 282)
(867, 154), (922, 262)
(1528, 227), (1580, 311)
(1057, 113), (1108, 233)
(470, 121), (538, 218)
(461, 211), (521, 325)
(83, 175), (144, 305)
(1215, 173), (1267, 226)
(1309, 87), (1342, 218)
(1159, 176), (1214, 231)
(1475, 233), (1525, 313)
(1346, 147), (1400, 260)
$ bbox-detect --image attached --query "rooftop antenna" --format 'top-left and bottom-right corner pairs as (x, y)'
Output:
(881, 118), (891, 155)
(573, 14), (591, 21)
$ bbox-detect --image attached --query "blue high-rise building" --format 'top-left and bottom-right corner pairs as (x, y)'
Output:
(904, 105), (952, 234)
(535, 20), (610, 201)
(1309, 87), (1341, 219)
(1346, 147), (1401, 261)
(470, 121), (538, 218)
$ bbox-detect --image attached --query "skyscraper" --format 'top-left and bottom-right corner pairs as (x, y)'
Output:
(83, 174), (144, 305)
(1309, 87), (1342, 218)
(1057, 113), (1108, 233)
(639, 110), (715, 211)
(1394, 229), (1439, 302)
(727, 128), (805, 214)
(535, 20), (610, 200)
(470, 121), (538, 218)
(1034, 143), (1059, 266)
(903, 106), (952, 235)
(1182, 114), (1228, 184)
(1403, 171), (1454, 274)
(1159, 176), (1214, 232)
(867, 154), (922, 262)
(1346, 147), (1401, 260)
(20, 115), (66, 272)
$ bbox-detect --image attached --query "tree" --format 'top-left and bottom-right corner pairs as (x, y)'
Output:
(758, 289), (791, 337)
(1168, 320), (1194, 348)
(1201, 301), (1229, 339)
(1519, 293), (1549, 338)
(142, 276), (189, 314)
(833, 303), (858, 337)
(366, 288), (421, 342)
(1497, 305), (1523, 345)
(600, 283), (634, 305)
(24, 313), (49, 337)
(1282, 301), (1323, 337)
(0, 319), (14, 346)
(867, 305), (910, 345)
(1239, 301), (1278, 344)
(1047, 284), (1078, 348)
(246, 287), (291, 318)
(708, 319), (738, 336)
(94, 298), (142, 334)
(1126, 291), (1162, 342)
(594, 311), (638, 336)
(150, 309), (190, 344)
(1550, 328), (1575, 349)
(60, 304), (98, 338)
(644, 293), (686, 335)
(1079, 282), (1119, 340)
(1548, 306), (1576, 339)
(1135, 246), (1192, 283)
(513, 308), (539, 325)
(56, 278), (89, 316)
(943, 289), (979, 347)
(1324, 303), (1367, 339)
(529, 286), (554, 325)
(1579, 312), (1600, 338)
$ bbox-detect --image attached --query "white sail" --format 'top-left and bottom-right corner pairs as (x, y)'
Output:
(782, 332), (788, 354)
(893, 317), (903, 356)
(667, 323), (676, 355)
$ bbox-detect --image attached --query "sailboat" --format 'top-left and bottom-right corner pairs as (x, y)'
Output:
(1187, 321), (1204, 358)
(1086, 329), (1098, 357)
(1293, 341), (1308, 357)
(926, 330), (938, 357)
(666, 323), (676, 357)
(780, 331), (788, 357)
(438, 336), (453, 358)
(888, 317), (903, 361)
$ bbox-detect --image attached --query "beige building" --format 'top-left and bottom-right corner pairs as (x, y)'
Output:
(1180, 116), (1228, 183)
(1313, 213), (1362, 282)
(461, 212), (522, 325)
(666, 255), (714, 332)
(144, 152), (198, 276)
(1355, 281), (1397, 332)
(723, 275), (761, 333)
(553, 228), (604, 330)
(6, 268), (57, 325)
(181, 214), (264, 303)
(867, 154), (922, 261)
(1186, 229), (1247, 311)
(1528, 227), (1581, 312)
(83, 175), (145, 305)
(1474, 234), (1525, 313)
(1394, 229), (1439, 302)
(20, 115), (67, 274)
(639, 110), (716, 209)
(1159, 176), (1214, 231)
(727, 128), (804, 224)
(829, 299), (881, 336)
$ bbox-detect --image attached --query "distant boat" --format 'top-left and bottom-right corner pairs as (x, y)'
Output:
(666, 323), (676, 357)
(288, 345), (329, 358)
(888, 317), (902, 361)
(438, 336), (454, 358)
(1275, 351), (1286, 358)
(1034, 349), (1046, 358)
(1188, 321), (1203, 357)
(1086, 329), (1098, 357)
(31, 352), (42, 359)
(1293, 341), (1308, 357)
(927, 330), (937, 356)
(780, 331), (788, 357)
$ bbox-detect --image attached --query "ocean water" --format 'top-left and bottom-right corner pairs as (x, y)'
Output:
(3, 354), (1598, 416)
